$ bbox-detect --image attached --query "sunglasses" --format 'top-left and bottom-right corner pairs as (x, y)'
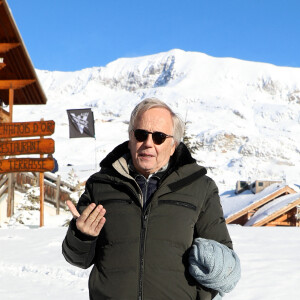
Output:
(132, 129), (173, 145)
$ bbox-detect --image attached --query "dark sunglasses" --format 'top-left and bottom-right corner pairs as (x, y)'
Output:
(133, 129), (173, 145)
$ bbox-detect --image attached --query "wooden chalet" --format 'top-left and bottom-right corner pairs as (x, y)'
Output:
(223, 181), (300, 227)
(0, 0), (48, 221)
(0, 0), (47, 121)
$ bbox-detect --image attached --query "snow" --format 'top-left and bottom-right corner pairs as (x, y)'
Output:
(1, 49), (300, 299)
(1, 220), (300, 299)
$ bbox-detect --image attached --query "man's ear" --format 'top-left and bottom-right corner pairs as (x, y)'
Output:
(128, 132), (133, 150)
(170, 142), (176, 156)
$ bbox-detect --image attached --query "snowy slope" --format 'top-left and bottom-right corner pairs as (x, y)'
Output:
(1, 224), (300, 300)
(12, 49), (300, 191)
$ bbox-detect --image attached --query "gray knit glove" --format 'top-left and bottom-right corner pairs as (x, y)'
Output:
(189, 238), (241, 298)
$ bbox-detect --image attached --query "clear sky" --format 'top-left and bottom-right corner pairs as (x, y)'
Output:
(7, 0), (300, 71)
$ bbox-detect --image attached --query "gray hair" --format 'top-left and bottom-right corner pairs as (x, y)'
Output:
(128, 98), (185, 146)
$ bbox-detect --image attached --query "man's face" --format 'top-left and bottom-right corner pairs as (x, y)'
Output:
(128, 108), (176, 178)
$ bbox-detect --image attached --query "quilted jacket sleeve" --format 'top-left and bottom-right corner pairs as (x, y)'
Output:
(195, 177), (233, 249)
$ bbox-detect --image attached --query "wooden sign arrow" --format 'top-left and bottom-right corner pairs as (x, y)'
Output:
(0, 138), (55, 156)
(0, 120), (55, 139)
(0, 158), (54, 173)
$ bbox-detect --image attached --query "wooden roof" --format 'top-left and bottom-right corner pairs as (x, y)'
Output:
(0, 0), (47, 105)
(245, 193), (300, 226)
(226, 185), (297, 224)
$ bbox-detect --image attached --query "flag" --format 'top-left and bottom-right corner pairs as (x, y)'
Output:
(67, 108), (95, 138)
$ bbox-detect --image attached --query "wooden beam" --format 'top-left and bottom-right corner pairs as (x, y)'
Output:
(0, 79), (36, 90)
(9, 88), (13, 122)
(0, 43), (20, 53)
(0, 62), (6, 70)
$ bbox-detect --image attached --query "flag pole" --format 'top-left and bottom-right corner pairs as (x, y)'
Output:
(94, 136), (97, 171)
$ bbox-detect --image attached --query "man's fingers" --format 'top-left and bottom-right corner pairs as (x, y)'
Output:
(80, 203), (97, 222)
(85, 205), (105, 228)
(94, 217), (106, 235)
(66, 200), (80, 218)
(90, 207), (106, 231)
(67, 201), (107, 237)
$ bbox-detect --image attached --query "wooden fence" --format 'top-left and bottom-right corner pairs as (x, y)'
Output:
(0, 172), (77, 217)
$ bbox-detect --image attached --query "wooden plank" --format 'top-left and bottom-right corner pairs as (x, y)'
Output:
(0, 79), (36, 89)
(7, 173), (14, 217)
(0, 42), (20, 53)
(0, 158), (54, 173)
(0, 120), (55, 138)
(0, 138), (54, 156)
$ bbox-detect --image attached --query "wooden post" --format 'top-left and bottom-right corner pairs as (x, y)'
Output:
(9, 88), (13, 122)
(55, 175), (61, 215)
(7, 87), (14, 217)
(39, 168), (44, 227)
(39, 117), (44, 227)
(7, 173), (14, 217)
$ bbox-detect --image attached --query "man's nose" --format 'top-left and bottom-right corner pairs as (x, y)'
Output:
(144, 133), (154, 146)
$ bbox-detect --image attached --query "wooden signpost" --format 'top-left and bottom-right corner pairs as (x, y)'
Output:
(0, 120), (55, 226)
(0, 120), (55, 139)
(0, 158), (54, 173)
(0, 138), (54, 156)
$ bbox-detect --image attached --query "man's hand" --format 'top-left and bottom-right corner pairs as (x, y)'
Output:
(66, 200), (106, 237)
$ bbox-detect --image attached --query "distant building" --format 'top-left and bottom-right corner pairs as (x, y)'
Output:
(235, 180), (282, 194)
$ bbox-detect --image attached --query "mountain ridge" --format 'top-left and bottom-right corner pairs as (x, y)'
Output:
(13, 49), (300, 191)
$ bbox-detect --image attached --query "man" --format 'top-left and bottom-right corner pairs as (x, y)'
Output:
(62, 98), (233, 300)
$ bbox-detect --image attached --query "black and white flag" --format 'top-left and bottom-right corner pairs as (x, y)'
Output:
(67, 108), (95, 138)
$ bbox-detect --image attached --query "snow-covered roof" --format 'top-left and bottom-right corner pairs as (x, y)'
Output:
(221, 183), (299, 220)
(245, 192), (300, 226)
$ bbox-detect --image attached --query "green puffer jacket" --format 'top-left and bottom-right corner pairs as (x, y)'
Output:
(62, 142), (232, 300)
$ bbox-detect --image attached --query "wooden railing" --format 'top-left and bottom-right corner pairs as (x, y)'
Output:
(14, 172), (77, 213)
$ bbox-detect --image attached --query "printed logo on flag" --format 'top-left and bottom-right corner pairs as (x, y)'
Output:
(67, 108), (95, 138)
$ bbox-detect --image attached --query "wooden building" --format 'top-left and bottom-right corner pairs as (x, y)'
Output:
(245, 193), (300, 227)
(225, 181), (300, 227)
(0, 0), (48, 221)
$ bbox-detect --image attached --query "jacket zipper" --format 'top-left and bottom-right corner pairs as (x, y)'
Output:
(138, 207), (149, 300)
(159, 199), (197, 210)
(110, 180), (146, 300)
(93, 177), (149, 300)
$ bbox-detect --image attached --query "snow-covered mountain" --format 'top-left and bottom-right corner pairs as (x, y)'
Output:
(13, 49), (300, 192)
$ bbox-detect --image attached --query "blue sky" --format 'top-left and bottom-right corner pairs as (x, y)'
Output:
(7, 0), (300, 71)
